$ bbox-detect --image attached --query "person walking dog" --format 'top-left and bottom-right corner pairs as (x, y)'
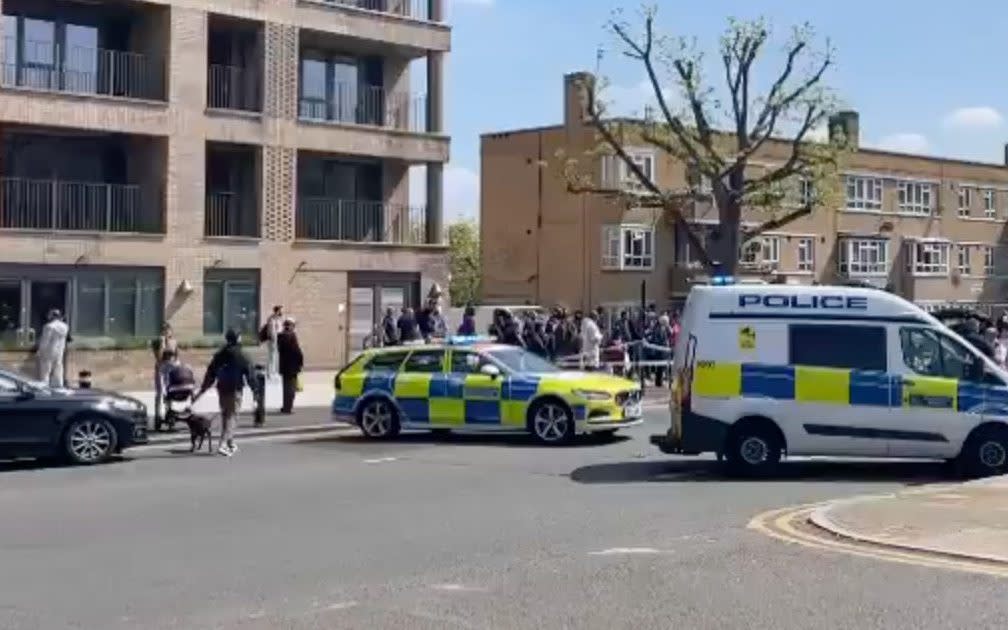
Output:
(194, 329), (252, 457)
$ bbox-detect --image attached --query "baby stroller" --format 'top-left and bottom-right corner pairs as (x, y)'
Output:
(156, 361), (197, 433)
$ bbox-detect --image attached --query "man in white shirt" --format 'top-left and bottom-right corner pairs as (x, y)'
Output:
(265, 305), (284, 381)
(580, 312), (603, 371)
(37, 309), (70, 388)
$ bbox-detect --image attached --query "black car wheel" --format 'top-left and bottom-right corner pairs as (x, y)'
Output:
(64, 417), (118, 465)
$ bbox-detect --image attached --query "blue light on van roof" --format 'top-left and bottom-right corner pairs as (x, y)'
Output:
(710, 275), (736, 286)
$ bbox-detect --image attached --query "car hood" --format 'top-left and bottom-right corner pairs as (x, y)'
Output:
(38, 386), (144, 406)
(536, 371), (639, 393)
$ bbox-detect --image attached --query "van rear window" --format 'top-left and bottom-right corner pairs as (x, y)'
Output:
(788, 324), (887, 372)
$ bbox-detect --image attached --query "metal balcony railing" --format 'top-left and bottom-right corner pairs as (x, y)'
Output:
(312, 0), (433, 21)
(205, 191), (259, 237)
(298, 83), (428, 132)
(296, 198), (427, 244)
(207, 64), (261, 112)
(0, 177), (159, 233)
(1, 38), (166, 101)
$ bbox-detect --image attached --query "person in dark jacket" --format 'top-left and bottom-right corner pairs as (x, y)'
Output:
(277, 317), (304, 414)
(457, 304), (477, 336)
(381, 307), (399, 346)
(524, 318), (548, 357)
(195, 329), (252, 456)
(397, 307), (420, 343)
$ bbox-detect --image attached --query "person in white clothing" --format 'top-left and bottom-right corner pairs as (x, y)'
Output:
(264, 305), (284, 380)
(580, 312), (603, 371)
(37, 309), (70, 388)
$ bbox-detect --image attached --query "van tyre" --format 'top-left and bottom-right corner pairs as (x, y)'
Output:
(725, 422), (782, 477)
(357, 398), (401, 440)
(958, 426), (1008, 478)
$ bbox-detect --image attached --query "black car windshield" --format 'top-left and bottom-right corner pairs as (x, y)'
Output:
(486, 348), (558, 374)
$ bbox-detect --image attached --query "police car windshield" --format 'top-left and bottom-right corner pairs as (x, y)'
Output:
(486, 348), (558, 374)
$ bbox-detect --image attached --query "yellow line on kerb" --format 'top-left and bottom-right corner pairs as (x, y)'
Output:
(747, 504), (1008, 578)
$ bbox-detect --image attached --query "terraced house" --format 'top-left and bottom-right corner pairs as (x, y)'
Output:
(0, 0), (449, 383)
(481, 71), (1008, 315)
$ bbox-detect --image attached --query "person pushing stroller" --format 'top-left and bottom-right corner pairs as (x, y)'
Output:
(160, 350), (197, 432)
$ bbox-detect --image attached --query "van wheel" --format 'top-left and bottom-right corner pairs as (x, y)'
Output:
(958, 426), (1008, 478)
(725, 422), (782, 477)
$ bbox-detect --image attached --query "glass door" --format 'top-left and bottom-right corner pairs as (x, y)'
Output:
(349, 287), (376, 357)
(28, 280), (69, 346)
(0, 279), (23, 347)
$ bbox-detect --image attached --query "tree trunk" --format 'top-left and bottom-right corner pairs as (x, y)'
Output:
(709, 192), (743, 276)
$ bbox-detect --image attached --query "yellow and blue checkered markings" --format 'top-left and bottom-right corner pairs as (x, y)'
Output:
(333, 369), (545, 426)
(691, 361), (1008, 413)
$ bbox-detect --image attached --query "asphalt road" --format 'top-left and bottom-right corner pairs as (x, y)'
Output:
(1, 409), (1005, 630)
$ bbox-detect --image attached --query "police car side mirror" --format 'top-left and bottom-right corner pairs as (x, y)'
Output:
(480, 364), (501, 379)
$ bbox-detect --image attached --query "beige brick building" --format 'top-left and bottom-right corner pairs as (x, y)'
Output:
(481, 71), (1008, 316)
(0, 0), (450, 383)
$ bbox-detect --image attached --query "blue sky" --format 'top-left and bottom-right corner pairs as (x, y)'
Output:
(423, 0), (1008, 220)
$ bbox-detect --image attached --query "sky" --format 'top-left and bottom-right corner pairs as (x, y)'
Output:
(413, 0), (1008, 221)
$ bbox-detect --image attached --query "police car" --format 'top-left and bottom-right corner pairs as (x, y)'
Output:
(652, 282), (1008, 477)
(332, 337), (643, 444)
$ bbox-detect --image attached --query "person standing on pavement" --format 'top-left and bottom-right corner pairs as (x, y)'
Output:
(151, 323), (179, 426)
(397, 307), (420, 343)
(277, 317), (304, 414)
(195, 329), (252, 457)
(580, 311), (603, 371)
(381, 307), (399, 346)
(457, 304), (477, 336)
(37, 309), (70, 388)
(263, 305), (284, 381)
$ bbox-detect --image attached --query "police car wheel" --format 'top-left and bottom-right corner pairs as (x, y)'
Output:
(726, 425), (781, 476)
(357, 399), (400, 440)
(529, 400), (574, 445)
(960, 427), (1008, 478)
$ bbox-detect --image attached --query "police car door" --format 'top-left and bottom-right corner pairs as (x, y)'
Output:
(889, 326), (978, 458)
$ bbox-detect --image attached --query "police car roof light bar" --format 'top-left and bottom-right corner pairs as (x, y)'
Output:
(447, 335), (494, 346)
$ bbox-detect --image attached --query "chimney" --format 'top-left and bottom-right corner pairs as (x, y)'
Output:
(828, 110), (860, 149)
(563, 71), (595, 128)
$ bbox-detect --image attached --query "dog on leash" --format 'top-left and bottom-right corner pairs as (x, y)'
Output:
(179, 411), (214, 453)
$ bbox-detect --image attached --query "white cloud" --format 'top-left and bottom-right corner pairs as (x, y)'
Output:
(871, 132), (931, 155)
(600, 79), (675, 117)
(943, 106), (1004, 130)
(409, 163), (480, 222)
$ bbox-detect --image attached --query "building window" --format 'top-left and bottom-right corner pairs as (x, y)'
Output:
(845, 176), (883, 211)
(739, 236), (779, 265)
(957, 246), (971, 275)
(896, 181), (933, 216)
(958, 186), (972, 217)
(984, 246), (995, 275)
(838, 238), (888, 275)
(762, 236), (780, 264)
(601, 151), (654, 191)
(984, 189), (997, 218)
(798, 178), (815, 206)
(797, 238), (815, 272)
(907, 241), (949, 275)
(601, 225), (654, 270)
(70, 268), (164, 339)
(203, 269), (260, 338)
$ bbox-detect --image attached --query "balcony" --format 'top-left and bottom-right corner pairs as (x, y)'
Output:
(308, 0), (432, 22)
(299, 83), (426, 133)
(207, 64), (260, 112)
(0, 177), (158, 233)
(206, 14), (262, 113)
(296, 198), (425, 244)
(206, 142), (260, 238)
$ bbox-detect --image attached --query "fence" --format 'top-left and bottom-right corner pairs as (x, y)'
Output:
(298, 83), (428, 133)
(313, 0), (434, 21)
(0, 177), (155, 233)
(205, 192), (258, 238)
(207, 64), (260, 112)
(297, 198), (426, 244)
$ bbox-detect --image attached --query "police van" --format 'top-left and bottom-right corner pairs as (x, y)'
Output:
(650, 283), (1008, 477)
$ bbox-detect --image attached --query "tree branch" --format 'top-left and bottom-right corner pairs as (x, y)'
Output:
(742, 202), (813, 239)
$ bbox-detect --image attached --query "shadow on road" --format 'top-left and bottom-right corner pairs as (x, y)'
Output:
(569, 458), (955, 485)
(0, 456), (132, 473)
(298, 431), (631, 449)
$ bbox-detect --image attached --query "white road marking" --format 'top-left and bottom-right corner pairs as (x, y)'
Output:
(430, 584), (487, 592)
(364, 457), (398, 464)
(588, 547), (667, 556)
(325, 601), (358, 611)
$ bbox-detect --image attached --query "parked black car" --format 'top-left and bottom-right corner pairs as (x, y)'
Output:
(0, 369), (148, 464)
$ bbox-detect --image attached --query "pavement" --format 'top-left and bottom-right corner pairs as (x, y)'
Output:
(810, 475), (1008, 564)
(4, 408), (1007, 630)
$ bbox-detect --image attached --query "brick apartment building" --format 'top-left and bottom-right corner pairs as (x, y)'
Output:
(481, 71), (1008, 316)
(0, 0), (450, 384)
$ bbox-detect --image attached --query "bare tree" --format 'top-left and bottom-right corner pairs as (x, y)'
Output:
(564, 6), (848, 275)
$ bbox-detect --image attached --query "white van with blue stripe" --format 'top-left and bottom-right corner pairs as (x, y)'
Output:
(650, 283), (1008, 477)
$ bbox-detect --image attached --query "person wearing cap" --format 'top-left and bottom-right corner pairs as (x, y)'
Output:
(277, 316), (304, 414)
(195, 329), (252, 456)
(37, 308), (70, 388)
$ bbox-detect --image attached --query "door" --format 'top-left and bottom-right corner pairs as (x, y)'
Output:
(0, 374), (52, 455)
(891, 327), (979, 458)
(395, 349), (445, 426)
(0, 279), (23, 347)
(444, 350), (503, 427)
(348, 287), (376, 357)
(29, 280), (68, 347)
(786, 323), (892, 457)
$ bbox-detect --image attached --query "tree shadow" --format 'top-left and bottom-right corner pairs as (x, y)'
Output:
(569, 458), (955, 485)
(298, 430), (632, 449)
